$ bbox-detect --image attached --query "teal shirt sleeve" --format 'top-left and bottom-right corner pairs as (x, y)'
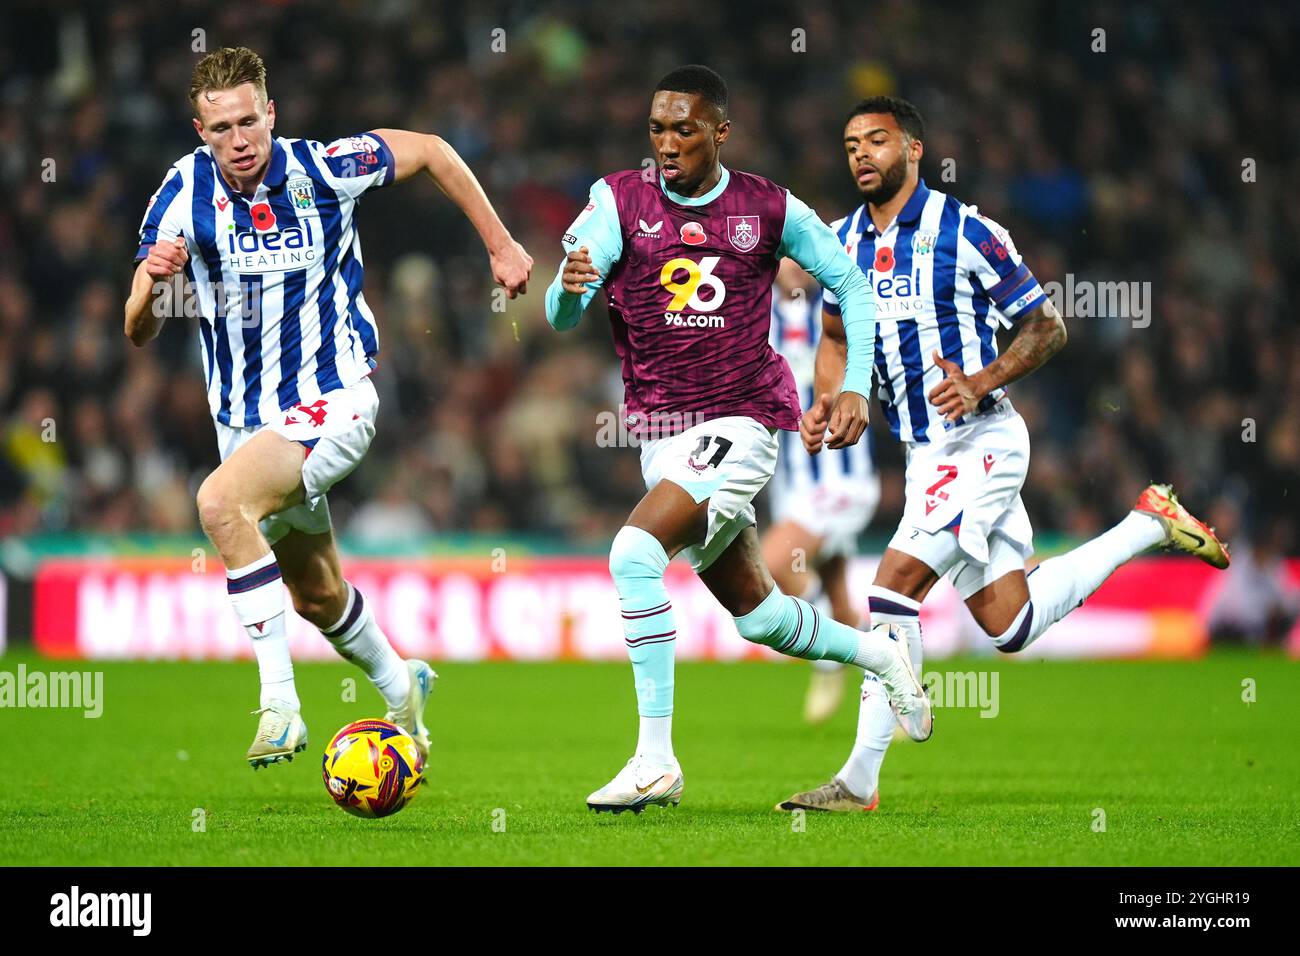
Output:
(545, 179), (624, 331)
(777, 191), (875, 397)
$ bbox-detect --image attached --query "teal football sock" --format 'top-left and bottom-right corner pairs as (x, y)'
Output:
(609, 526), (677, 719)
(734, 586), (898, 672)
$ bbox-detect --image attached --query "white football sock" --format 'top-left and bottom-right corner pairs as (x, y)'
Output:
(227, 551), (298, 710)
(636, 714), (674, 762)
(993, 511), (1165, 652)
(321, 583), (410, 709)
(837, 587), (922, 799)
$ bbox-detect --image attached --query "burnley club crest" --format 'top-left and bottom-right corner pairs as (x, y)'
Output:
(727, 215), (760, 252)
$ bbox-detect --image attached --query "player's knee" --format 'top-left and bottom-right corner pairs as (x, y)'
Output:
(720, 576), (775, 618)
(287, 579), (346, 626)
(609, 526), (668, 584)
(988, 603), (1034, 653)
(195, 482), (242, 541)
(767, 560), (802, 597)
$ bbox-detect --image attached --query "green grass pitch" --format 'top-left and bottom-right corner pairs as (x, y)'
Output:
(1, 650), (1296, 866)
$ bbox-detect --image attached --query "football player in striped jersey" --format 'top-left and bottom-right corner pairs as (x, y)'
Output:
(124, 47), (532, 767)
(780, 97), (1228, 813)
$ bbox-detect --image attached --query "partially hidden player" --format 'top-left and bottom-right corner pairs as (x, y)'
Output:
(761, 259), (881, 725)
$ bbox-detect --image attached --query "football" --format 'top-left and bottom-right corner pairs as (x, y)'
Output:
(321, 719), (425, 818)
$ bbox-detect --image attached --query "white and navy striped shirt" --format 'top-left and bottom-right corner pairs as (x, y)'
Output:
(769, 285), (874, 486)
(823, 180), (1046, 444)
(135, 133), (395, 428)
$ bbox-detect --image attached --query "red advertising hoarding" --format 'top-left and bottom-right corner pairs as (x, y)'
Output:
(32, 555), (1298, 661)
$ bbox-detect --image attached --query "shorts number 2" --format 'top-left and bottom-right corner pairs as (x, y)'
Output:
(925, 464), (958, 501)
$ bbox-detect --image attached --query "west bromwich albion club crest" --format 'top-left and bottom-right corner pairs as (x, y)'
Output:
(287, 177), (315, 210)
(912, 230), (937, 256)
(727, 215), (760, 252)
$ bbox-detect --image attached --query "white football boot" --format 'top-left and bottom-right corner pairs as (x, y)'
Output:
(385, 660), (437, 763)
(872, 623), (933, 742)
(246, 701), (308, 769)
(586, 755), (684, 814)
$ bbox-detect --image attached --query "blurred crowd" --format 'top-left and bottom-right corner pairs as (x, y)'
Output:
(0, 1), (1296, 599)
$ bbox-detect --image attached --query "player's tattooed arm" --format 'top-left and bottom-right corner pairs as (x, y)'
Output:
(124, 238), (188, 346)
(928, 298), (1067, 421)
(979, 297), (1068, 389)
(373, 128), (533, 298)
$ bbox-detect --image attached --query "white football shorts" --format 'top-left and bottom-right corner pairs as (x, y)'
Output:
(768, 449), (880, 559)
(887, 397), (1034, 599)
(213, 376), (379, 545)
(639, 415), (779, 573)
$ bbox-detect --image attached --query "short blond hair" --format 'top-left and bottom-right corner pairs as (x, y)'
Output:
(189, 46), (267, 115)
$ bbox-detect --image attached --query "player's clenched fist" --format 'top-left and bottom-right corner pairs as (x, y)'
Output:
(490, 238), (533, 298)
(144, 237), (189, 282)
(562, 247), (601, 294)
(800, 393), (832, 455)
(826, 390), (869, 450)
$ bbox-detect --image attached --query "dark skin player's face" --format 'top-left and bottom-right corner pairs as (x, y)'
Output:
(843, 112), (920, 204)
(649, 91), (729, 198)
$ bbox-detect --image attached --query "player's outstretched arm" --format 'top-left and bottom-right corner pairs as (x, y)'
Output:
(372, 128), (532, 298)
(928, 298), (1067, 421)
(124, 238), (188, 347)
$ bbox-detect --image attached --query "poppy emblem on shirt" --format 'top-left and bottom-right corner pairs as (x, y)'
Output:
(250, 202), (277, 231)
(679, 221), (707, 245)
(874, 246), (894, 272)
